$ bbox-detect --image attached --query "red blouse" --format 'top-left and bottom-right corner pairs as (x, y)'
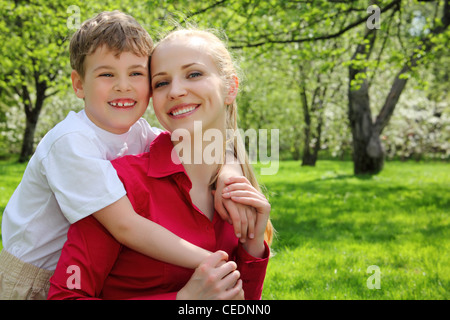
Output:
(48, 131), (269, 300)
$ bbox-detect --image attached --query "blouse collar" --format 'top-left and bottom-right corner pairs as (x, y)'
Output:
(146, 131), (187, 178)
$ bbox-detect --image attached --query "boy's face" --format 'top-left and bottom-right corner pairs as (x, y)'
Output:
(71, 45), (150, 134)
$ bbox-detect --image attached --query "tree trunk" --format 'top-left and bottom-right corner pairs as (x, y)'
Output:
(301, 83), (314, 166)
(19, 117), (38, 162)
(301, 106), (323, 167)
(348, 79), (384, 174)
(348, 23), (384, 175)
(18, 81), (46, 162)
(299, 65), (324, 167)
(348, 0), (449, 175)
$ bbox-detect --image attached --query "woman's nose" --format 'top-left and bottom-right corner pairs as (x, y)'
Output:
(168, 78), (187, 100)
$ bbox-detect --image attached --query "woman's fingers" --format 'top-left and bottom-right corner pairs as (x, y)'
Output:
(229, 279), (245, 300)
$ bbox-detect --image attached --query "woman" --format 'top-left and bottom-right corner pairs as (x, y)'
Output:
(48, 28), (273, 300)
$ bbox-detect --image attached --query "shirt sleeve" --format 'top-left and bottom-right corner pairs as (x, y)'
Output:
(47, 216), (122, 300)
(42, 133), (126, 224)
(47, 215), (181, 300)
(235, 241), (270, 300)
(128, 292), (178, 300)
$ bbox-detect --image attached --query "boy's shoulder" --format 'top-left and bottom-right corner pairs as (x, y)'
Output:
(49, 110), (91, 136)
(38, 111), (92, 143)
(132, 117), (164, 136)
(33, 110), (97, 157)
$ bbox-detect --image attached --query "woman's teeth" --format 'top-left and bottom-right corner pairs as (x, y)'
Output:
(172, 106), (197, 116)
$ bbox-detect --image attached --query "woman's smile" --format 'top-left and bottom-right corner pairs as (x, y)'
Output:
(168, 103), (200, 118)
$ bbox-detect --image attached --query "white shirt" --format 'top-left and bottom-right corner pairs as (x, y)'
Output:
(1, 110), (162, 270)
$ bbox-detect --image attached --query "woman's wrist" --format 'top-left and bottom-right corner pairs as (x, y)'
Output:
(242, 237), (265, 259)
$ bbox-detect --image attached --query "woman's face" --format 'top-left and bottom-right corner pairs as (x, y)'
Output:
(150, 37), (233, 135)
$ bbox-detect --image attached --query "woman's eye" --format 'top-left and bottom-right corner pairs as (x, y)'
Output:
(154, 81), (168, 89)
(188, 72), (202, 79)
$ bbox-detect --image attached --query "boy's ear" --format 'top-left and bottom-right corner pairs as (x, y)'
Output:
(71, 70), (85, 99)
(225, 76), (239, 105)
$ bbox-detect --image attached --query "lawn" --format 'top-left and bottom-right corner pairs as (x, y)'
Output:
(255, 160), (449, 300)
(1, 158), (449, 299)
(0, 156), (28, 252)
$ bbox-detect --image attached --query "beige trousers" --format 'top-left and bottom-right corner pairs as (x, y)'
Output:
(0, 249), (53, 300)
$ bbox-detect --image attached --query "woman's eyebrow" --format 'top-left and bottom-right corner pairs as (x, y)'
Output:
(151, 62), (203, 79)
(151, 71), (167, 80)
(181, 62), (200, 69)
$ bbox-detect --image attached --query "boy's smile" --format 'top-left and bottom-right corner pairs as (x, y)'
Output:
(71, 45), (150, 134)
(108, 99), (137, 108)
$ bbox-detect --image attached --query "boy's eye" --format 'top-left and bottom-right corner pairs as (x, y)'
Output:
(131, 72), (144, 76)
(99, 73), (113, 77)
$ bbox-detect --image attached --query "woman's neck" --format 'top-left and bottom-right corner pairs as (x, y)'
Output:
(183, 161), (218, 189)
(183, 161), (218, 220)
(183, 136), (224, 221)
(171, 124), (226, 219)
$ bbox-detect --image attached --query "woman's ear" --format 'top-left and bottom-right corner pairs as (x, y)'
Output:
(225, 76), (239, 105)
(71, 70), (85, 99)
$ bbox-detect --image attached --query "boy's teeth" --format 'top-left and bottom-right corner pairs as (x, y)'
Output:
(109, 101), (135, 107)
(172, 106), (196, 116)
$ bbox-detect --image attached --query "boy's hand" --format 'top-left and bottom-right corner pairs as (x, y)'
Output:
(214, 176), (256, 243)
(221, 176), (271, 259)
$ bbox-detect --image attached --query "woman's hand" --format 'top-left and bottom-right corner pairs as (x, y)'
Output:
(176, 251), (244, 300)
(222, 176), (271, 258)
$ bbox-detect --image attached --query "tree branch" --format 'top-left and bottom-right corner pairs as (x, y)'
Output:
(230, 0), (401, 49)
(173, 0), (228, 28)
(374, 0), (449, 134)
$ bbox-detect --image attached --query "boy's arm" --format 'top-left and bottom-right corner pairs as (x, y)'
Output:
(92, 196), (211, 269)
(214, 152), (256, 242)
(48, 216), (120, 300)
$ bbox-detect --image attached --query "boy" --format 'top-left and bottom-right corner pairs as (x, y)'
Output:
(0, 11), (247, 300)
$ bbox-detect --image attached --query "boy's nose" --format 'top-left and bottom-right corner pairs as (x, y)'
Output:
(114, 76), (132, 92)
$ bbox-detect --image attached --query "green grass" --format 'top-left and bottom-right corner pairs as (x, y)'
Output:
(0, 156), (27, 251)
(0, 158), (449, 299)
(255, 160), (450, 299)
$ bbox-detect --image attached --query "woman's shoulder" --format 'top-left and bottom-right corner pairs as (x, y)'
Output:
(111, 152), (150, 175)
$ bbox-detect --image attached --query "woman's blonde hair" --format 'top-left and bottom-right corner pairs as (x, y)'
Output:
(153, 28), (274, 245)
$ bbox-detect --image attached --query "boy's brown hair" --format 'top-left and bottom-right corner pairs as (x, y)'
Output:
(70, 10), (153, 78)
